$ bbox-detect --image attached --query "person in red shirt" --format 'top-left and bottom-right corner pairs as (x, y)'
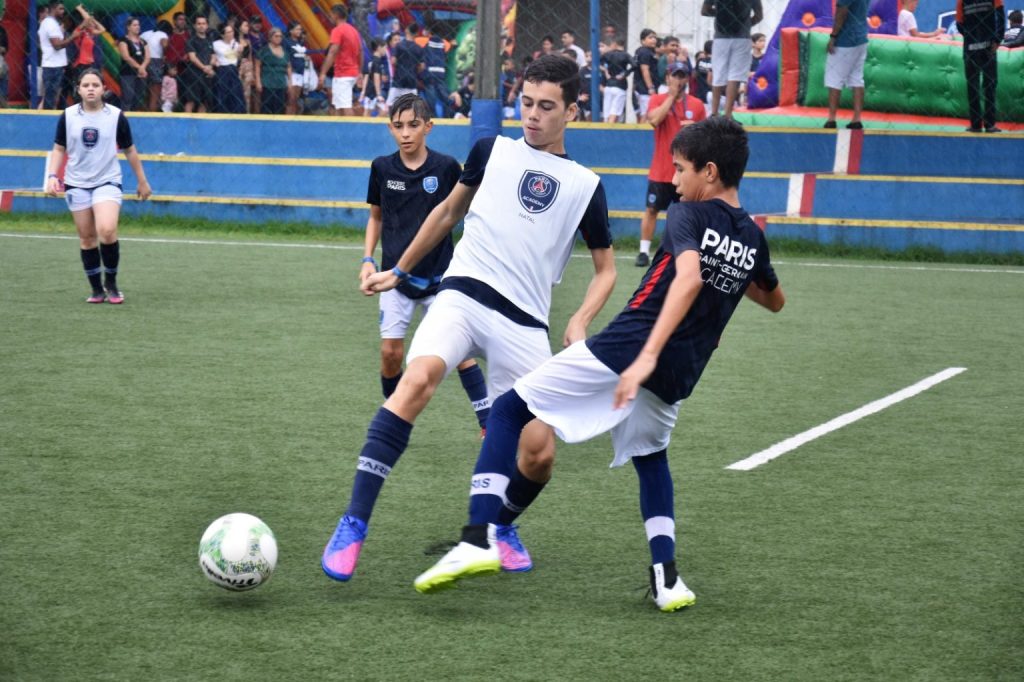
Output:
(634, 61), (707, 266)
(318, 3), (363, 116)
(69, 5), (105, 92)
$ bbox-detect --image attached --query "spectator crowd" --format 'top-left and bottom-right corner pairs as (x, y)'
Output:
(14, 0), (1022, 128)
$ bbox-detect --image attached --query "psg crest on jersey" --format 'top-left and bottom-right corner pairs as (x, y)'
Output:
(82, 127), (100, 149)
(518, 171), (560, 214)
(423, 176), (439, 194)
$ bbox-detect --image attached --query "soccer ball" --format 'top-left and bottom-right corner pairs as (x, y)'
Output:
(198, 513), (278, 591)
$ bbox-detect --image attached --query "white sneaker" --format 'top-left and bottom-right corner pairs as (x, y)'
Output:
(650, 561), (696, 612)
(414, 524), (501, 594)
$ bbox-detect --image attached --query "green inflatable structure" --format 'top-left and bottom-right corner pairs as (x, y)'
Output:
(795, 31), (1023, 122)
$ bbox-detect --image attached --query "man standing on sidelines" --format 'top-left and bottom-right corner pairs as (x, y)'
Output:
(319, 4), (362, 116)
(957, 0), (1005, 133)
(701, 0), (763, 118)
(635, 61), (706, 267)
(38, 1), (72, 109)
(321, 55), (617, 585)
(823, 0), (870, 129)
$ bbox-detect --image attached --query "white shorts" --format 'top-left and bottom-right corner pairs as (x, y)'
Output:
(290, 72), (304, 88)
(602, 87), (626, 119)
(65, 184), (123, 212)
(379, 288), (434, 339)
(824, 44), (868, 89)
(407, 289), (551, 400)
(386, 86), (417, 107)
(712, 38), (752, 86)
(636, 93), (651, 117)
(331, 76), (357, 108)
(514, 341), (681, 467)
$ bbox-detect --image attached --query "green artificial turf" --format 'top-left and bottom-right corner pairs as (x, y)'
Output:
(1, 226), (1021, 680)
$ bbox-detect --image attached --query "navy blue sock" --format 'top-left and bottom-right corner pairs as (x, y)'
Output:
(633, 450), (675, 565)
(458, 363), (490, 428)
(469, 389), (535, 526)
(381, 371), (402, 399)
(345, 407), (413, 523)
(496, 466), (546, 525)
(99, 241), (119, 289)
(80, 247), (102, 292)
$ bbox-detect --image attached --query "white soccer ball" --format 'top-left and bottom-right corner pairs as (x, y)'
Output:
(198, 513), (278, 591)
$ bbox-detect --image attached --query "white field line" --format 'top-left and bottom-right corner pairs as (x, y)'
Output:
(727, 367), (968, 471)
(1, 233), (1023, 275)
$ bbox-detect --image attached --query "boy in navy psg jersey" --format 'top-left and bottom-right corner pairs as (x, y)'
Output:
(361, 94), (489, 430)
(414, 116), (786, 613)
(322, 55), (617, 584)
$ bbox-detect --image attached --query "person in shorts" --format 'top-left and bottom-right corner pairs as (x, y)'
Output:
(599, 35), (631, 123)
(701, 0), (763, 117)
(321, 55), (617, 585)
(823, 0), (870, 129)
(413, 116), (785, 614)
(44, 69), (152, 304)
(319, 3), (362, 115)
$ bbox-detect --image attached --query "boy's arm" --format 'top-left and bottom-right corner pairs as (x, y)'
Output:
(562, 247), (617, 347)
(744, 279), (785, 311)
(360, 204), (382, 285)
(613, 250), (703, 409)
(362, 182), (478, 295)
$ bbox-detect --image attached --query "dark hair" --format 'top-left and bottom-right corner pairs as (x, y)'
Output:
(671, 117), (749, 189)
(703, 39), (713, 53)
(157, 19), (173, 34)
(752, 32), (765, 42)
(523, 53), (579, 106)
(1009, 9), (1023, 22)
(561, 29), (575, 38)
(640, 28), (656, 41)
(173, 12), (185, 20)
(390, 94), (432, 122)
(76, 67), (103, 86)
(331, 4), (349, 20)
(369, 38), (383, 50)
(541, 34), (554, 44)
(663, 35), (679, 46)
(407, 22), (420, 35)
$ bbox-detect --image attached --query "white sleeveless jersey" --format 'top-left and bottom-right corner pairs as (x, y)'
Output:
(61, 104), (126, 189)
(444, 136), (601, 326)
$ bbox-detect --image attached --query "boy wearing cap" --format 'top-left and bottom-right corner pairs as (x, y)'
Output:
(635, 62), (706, 267)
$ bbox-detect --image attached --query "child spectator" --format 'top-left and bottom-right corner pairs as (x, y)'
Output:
(694, 40), (713, 106)
(161, 63), (178, 112)
(633, 28), (660, 121)
(500, 56), (519, 118)
(141, 19), (169, 111)
(577, 50), (594, 121)
(449, 72), (474, 118)
(284, 22), (307, 115)
(898, 0), (947, 38)
(1002, 10), (1023, 46)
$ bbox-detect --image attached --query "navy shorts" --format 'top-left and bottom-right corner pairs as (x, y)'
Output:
(645, 181), (679, 212)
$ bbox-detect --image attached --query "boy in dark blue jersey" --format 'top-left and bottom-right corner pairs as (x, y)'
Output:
(414, 116), (785, 612)
(360, 94), (489, 426)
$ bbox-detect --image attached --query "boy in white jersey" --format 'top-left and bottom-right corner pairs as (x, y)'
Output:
(414, 117), (786, 612)
(322, 54), (618, 583)
(45, 69), (152, 304)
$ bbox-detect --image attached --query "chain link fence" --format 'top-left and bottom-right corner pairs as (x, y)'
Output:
(2, 0), (1020, 129)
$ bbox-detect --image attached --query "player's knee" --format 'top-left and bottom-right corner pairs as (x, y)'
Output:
(380, 346), (404, 375)
(519, 446), (554, 481)
(394, 365), (439, 404)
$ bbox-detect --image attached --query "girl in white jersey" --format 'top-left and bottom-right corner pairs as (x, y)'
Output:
(45, 69), (151, 304)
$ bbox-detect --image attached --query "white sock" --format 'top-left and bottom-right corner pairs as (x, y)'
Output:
(639, 240), (651, 255)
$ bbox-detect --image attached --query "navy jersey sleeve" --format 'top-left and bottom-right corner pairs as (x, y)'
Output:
(752, 230), (780, 291)
(366, 158), (382, 206)
(459, 137), (496, 186)
(116, 113), (133, 149)
(664, 202), (702, 254)
(54, 112), (67, 147)
(577, 181), (613, 249)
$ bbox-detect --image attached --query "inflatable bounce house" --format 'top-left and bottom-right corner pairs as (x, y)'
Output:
(747, 0), (1023, 123)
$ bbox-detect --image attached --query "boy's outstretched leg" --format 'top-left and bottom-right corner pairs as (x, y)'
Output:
(634, 451), (695, 612)
(414, 389), (540, 593)
(323, 357), (444, 582)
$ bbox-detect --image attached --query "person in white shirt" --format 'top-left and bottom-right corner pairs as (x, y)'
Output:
(44, 69), (152, 304)
(38, 1), (72, 109)
(141, 20), (170, 110)
(212, 22), (245, 113)
(898, 0), (946, 38)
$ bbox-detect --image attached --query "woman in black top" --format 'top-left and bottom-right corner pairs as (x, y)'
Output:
(118, 17), (149, 111)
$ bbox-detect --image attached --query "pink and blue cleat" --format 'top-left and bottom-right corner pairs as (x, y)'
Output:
(86, 291), (106, 304)
(495, 524), (532, 572)
(322, 514), (368, 582)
